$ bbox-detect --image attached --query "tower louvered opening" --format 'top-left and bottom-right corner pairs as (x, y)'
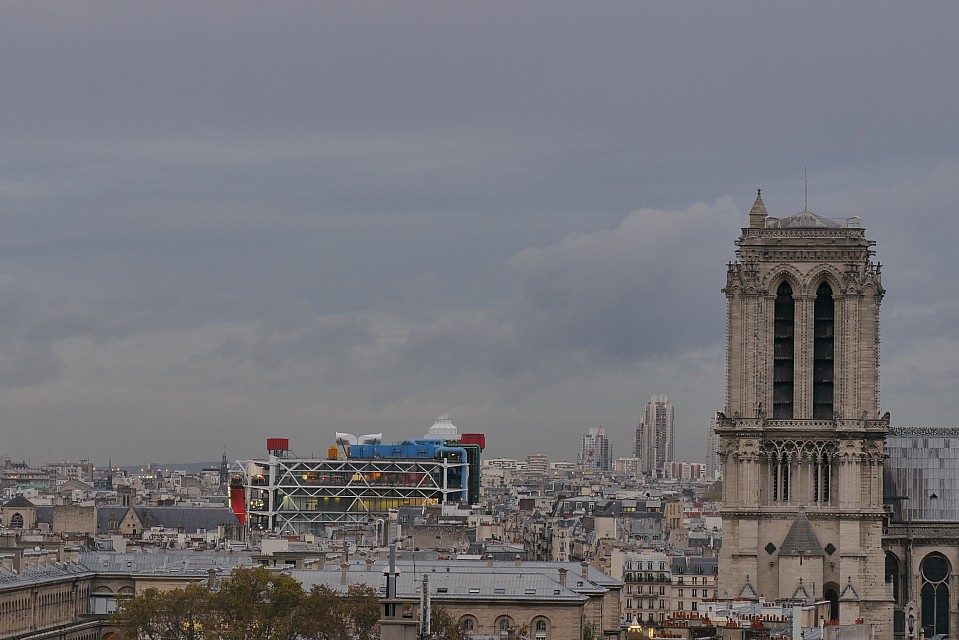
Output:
(813, 282), (834, 419)
(773, 282), (794, 419)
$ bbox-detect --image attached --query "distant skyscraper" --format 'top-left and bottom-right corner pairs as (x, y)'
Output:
(526, 453), (549, 476)
(705, 414), (721, 481)
(579, 426), (611, 471)
(635, 394), (674, 476)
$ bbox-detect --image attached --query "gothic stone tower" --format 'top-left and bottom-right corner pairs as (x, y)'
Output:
(716, 191), (892, 633)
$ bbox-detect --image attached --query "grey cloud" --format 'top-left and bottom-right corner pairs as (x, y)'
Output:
(2, 3), (959, 462)
(392, 200), (737, 393)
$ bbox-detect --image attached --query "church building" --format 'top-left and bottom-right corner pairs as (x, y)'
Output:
(716, 191), (892, 635)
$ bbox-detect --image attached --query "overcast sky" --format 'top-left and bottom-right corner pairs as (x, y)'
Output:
(2, 2), (959, 466)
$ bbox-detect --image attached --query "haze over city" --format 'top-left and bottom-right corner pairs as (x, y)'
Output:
(3, 3), (959, 465)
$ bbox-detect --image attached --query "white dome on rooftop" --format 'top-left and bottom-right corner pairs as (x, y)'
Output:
(426, 417), (458, 438)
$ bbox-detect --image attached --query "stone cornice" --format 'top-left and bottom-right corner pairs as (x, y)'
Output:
(889, 426), (959, 436)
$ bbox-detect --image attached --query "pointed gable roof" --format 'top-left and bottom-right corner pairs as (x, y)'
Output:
(4, 495), (36, 509)
(839, 577), (860, 601)
(739, 575), (758, 598)
(779, 509), (824, 556)
(748, 189), (769, 228)
(791, 577), (812, 601)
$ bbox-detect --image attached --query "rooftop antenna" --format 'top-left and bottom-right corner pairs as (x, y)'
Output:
(804, 165), (808, 211)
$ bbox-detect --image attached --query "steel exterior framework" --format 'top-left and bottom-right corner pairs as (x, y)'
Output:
(243, 455), (468, 535)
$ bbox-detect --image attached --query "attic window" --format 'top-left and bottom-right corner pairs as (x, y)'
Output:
(525, 589), (536, 595)
(494, 588), (506, 595)
(469, 588), (480, 594)
(554, 589), (560, 595)
(437, 587), (448, 593)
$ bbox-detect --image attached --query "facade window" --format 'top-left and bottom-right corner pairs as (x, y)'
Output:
(773, 281), (795, 418)
(626, 599), (632, 609)
(659, 586), (665, 595)
(10, 513), (24, 529)
(692, 589), (697, 598)
(813, 282), (835, 419)
(678, 589), (684, 597)
(659, 600), (665, 609)
(921, 553), (950, 637)
(885, 552), (902, 606)
(773, 452), (791, 502)
(692, 602), (698, 612)
(497, 617), (514, 633)
(461, 618), (476, 631)
(813, 452), (832, 504)
(534, 618), (548, 640)
(678, 602), (684, 611)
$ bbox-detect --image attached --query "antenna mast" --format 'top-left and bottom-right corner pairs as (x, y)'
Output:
(804, 165), (808, 211)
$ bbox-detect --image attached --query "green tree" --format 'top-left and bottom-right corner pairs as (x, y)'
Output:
(112, 583), (211, 640)
(429, 607), (470, 640)
(299, 584), (380, 640)
(208, 567), (305, 640)
(582, 621), (596, 640)
(112, 565), (379, 640)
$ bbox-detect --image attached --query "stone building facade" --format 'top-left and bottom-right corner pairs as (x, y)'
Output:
(716, 191), (892, 635)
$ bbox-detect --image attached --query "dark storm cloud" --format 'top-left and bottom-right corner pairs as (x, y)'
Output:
(1, 2), (959, 462)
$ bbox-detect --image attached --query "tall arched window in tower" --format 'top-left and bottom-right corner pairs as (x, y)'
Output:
(813, 282), (835, 419)
(773, 282), (795, 419)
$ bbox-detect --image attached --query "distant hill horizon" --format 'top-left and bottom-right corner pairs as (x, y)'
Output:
(118, 461), (221, 474)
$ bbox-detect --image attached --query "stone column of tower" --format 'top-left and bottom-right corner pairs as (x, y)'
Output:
(715, 191), (891, 634)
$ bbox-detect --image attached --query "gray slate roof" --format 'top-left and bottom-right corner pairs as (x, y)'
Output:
(769, 209), (841, 229)
(779, 510), (824, 556)
(78, 551), (254, 576)
(96, 506), (241, 533)
(3, 495), (36, 509)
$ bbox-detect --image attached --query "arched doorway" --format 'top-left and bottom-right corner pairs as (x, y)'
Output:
(823, 584), (840, 622)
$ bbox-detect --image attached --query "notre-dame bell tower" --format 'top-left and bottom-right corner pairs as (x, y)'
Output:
(716, 190), (892, 633)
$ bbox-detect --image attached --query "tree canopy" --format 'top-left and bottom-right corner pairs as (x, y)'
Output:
(111, 566), (380, 640)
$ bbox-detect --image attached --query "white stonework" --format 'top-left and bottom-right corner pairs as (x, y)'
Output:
(716, 191), (892, 637)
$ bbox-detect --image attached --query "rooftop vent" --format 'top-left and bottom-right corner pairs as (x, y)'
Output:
(426, 417), (458, 439)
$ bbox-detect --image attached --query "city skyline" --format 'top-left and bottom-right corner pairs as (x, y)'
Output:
(2, 4), (959, 464)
